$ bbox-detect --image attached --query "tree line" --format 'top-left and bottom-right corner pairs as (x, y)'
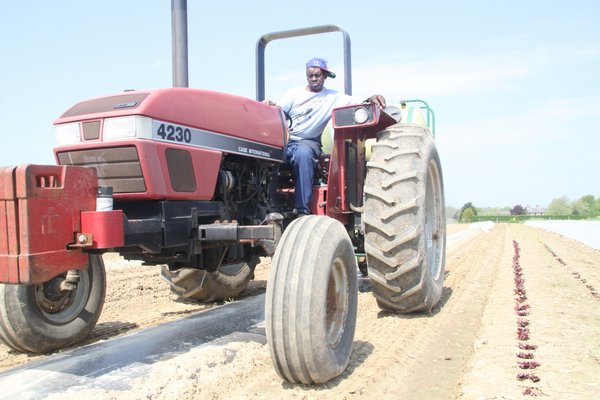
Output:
(449, 195), (600, 223)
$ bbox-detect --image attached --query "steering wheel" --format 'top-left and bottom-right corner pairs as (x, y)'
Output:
(283, 110), (293, 129)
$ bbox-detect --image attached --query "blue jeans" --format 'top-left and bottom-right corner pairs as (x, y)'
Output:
(285, 140), (320, 214)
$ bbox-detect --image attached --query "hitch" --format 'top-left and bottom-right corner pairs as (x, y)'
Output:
(197, 213), (283, 256)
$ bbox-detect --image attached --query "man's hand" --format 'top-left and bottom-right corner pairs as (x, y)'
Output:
(369, 94), (386, 109)
(263, 99), (277, 106)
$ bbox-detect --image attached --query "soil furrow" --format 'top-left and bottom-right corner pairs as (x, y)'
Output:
(1, 224), (599, 400)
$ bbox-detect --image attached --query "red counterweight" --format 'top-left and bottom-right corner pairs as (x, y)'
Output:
(0, 164), (122, 284)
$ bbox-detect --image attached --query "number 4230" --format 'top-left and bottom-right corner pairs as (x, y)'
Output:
(156, 123), (192, 143)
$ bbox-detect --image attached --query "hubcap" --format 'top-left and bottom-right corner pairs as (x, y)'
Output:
(35, 269), (90, 324)
(326, 257), (349, 348)
(425, 159), (444, 280)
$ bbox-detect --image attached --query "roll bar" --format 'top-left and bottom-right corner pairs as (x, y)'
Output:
(256, 25), (352, 101)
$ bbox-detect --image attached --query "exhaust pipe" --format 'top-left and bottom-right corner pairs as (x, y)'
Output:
(172, 0), (189, 87)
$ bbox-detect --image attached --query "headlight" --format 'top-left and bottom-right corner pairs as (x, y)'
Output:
(103, 115), (153, 140)
(353, 107), (370, 124)
(333, 104), (375, 128)
(55, 122), (81, 145)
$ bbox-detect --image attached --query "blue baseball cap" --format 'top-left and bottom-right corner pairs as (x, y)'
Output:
(306, 57), (336, 78)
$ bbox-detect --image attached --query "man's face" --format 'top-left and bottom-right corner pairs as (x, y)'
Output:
(306, 67), (326, 92)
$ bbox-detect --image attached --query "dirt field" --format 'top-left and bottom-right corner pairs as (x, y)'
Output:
(1, 223), (599, 399)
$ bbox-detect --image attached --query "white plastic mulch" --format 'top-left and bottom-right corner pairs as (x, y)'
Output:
(524, 220), (600, 249)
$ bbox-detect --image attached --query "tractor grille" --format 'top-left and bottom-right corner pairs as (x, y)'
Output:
(56, 146), (146, 193)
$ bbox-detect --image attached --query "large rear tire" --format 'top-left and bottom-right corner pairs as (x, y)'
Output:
(266, 215), (358, 384)
(160, 258), (257, 302)
(364, 123), (446, 313)
(0, 255), (106, 353)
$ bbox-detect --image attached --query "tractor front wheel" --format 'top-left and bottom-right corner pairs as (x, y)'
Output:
(266, 215), (358, 384)
(0, 254), (106, 353)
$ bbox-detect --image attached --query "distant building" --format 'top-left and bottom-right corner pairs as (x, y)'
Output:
(526, 205), (546, 216)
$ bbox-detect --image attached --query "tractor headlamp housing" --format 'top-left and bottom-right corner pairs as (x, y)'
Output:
(103, 116), (153, 141)
(55, 116), (153, 145)
(332, 103), (375, 128)
(54, 122), (82, 145)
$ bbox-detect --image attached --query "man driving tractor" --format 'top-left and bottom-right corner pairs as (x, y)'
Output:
(265, 57), (386, 216)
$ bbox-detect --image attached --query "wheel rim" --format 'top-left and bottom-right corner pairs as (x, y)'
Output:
(326, 257), (349, 348)
(34, 269), (90, 324)
(425, 159), (444, 280)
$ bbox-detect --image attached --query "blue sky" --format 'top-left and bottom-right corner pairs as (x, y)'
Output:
(1, 1), (598, 208)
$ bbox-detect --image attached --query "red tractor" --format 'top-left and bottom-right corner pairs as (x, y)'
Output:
(0, 11), (445, 385)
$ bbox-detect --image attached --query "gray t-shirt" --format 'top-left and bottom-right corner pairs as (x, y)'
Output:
(278, 86), (357, 142)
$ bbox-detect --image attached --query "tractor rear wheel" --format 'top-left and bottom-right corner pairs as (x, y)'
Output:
(364, 123), (446, 313)
(160, 258), (257, 302)
(0, 254), (106, 353)
(266, 215), (358, 384)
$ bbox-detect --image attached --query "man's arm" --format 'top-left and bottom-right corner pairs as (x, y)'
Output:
(264, 87), (298, 114)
